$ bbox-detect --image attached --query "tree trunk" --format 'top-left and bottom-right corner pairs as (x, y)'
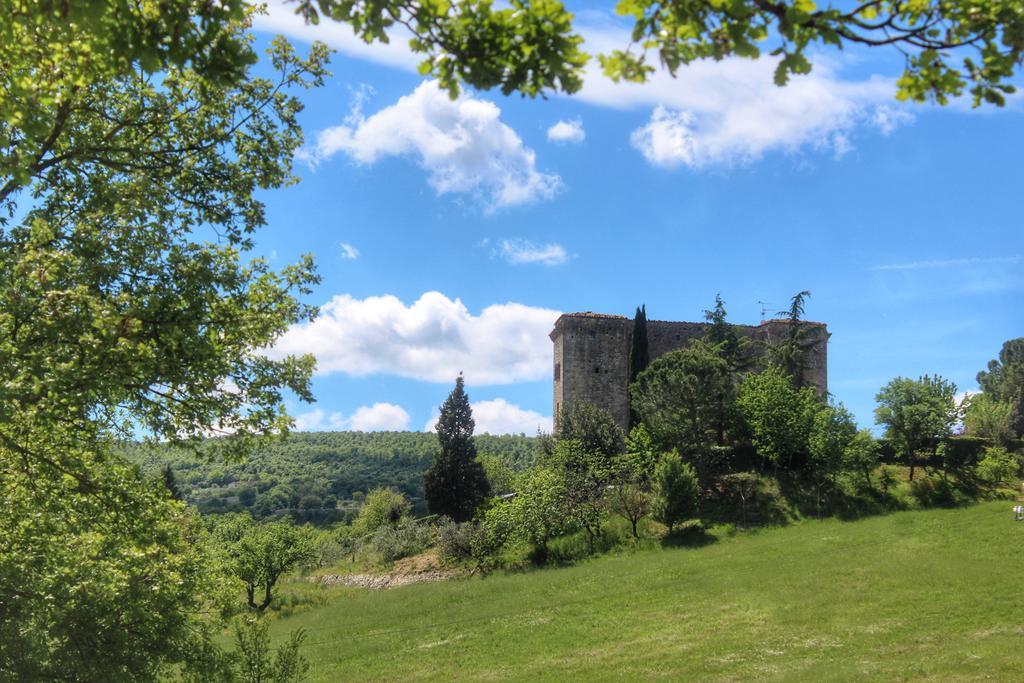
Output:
(257, 580), (275, 612)
(246, 584), (256, 610)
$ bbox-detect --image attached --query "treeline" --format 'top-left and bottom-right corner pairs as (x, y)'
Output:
(122, 431), (537, 521)
(405, 296), (1024, 570)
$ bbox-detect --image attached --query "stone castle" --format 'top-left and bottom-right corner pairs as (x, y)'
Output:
(550, 312), (829, 431)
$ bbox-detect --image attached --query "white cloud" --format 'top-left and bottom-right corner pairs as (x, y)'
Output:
(497, 239), (569, 266)
(300, 81), (562, 210)
(578, 25), (911, 168)
(293, 402), (411, 432)
(871, 105), (915, 135)
(630, 107), (698, 168)
(340, 242), (360, 260)
(270, 292), (561, 385)
(253, 2), (418, 72)
(871, 255), (1022, 271)
(293, 407), (331, 431)
(547, 118), (586, 143)
(347, 403), (411, 431)
(255, 4), (916, 169)
(424, 399), (552, 435)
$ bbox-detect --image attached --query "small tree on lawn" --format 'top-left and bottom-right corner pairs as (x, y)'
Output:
(874, 375), (958, 481)
(215, 518), (318, 613)
(844, 430), (881, 491)
(547, 440), (616, 552)
(425, 375), (490, 522)
(808, 402), (858, 515)
(653, 451), (700, 533)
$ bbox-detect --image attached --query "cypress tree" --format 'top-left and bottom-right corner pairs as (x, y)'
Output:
(161, 464), (182, 501)
(628, 304), (650, 429)
(424, 375), (490, 522)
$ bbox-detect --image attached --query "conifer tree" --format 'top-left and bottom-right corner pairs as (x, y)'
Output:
(424, 375), (490, 522)
(628, 305), (650, 429)
(161, 464), (183, 501)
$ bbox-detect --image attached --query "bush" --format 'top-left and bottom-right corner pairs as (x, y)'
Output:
(653, 451), (700, 532)
(436, 518), (479, 564)
(353, 487), (411, 537)
(368, 521), (434, 564)
(975, 446), (1020, 488)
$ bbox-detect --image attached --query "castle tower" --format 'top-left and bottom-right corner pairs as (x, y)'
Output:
(550, 312), (829, 432)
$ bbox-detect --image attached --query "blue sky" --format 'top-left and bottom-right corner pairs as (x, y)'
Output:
(252, 2), (1023, 435)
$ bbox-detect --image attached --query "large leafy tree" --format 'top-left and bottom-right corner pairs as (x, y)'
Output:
(874, 375), (959, 481)
(631, 340), (736, 451)
(737, 364), (821, 469)
(976, 338), (1024, 438)
(293, 0), (1024, 107)
(424, 375), (491, 522)
(1, 7), (329, 675)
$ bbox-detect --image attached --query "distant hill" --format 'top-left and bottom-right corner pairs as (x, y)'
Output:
(122, 431), (538, 522)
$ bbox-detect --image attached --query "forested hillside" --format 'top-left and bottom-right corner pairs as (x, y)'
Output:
(122, 432), (538, 521)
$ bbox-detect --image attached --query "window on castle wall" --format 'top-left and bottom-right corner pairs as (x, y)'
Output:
(594, 366), (600, 374)
(554, 363), (561, 381)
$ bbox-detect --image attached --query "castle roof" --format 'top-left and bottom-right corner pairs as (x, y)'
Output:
(559, 311), (628, 320)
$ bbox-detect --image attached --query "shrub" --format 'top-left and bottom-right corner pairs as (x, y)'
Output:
(436, 518), (480, 564)
(975, 446), (1020, 488)
(653, 451), (700, 532)
(353, 487), (411, 537)
(369, 521), (434, 564)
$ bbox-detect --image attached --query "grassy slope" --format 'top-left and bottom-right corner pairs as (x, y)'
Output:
(272, 502), (1024, 681)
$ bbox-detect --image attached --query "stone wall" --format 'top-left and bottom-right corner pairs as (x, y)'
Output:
(550, 312), (829, 432)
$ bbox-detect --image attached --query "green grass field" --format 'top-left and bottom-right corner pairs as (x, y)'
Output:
(270, 502), (1024, 681)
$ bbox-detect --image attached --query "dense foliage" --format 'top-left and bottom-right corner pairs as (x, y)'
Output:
(123, 431), (537, 520)
(975, 338), (1024, 438)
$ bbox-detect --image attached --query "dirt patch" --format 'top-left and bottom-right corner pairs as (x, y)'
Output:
(315, 551), (466, 590)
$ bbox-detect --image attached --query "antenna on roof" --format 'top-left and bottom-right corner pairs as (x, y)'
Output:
(757, 300), (774, 320)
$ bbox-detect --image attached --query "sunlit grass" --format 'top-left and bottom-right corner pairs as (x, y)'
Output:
(264, 501), (1024, 681)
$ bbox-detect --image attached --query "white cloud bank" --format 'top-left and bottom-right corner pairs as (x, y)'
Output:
(547, 118), (586, 143)
(257, 2), (916, 170)
(497, 239), (569, 266)
(424, 398), (552, 435)
(576, 26), (914, 168)
(270, 292), (561, 385)
(293, 402), (411, 432)
(300, 81), (561, 210)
